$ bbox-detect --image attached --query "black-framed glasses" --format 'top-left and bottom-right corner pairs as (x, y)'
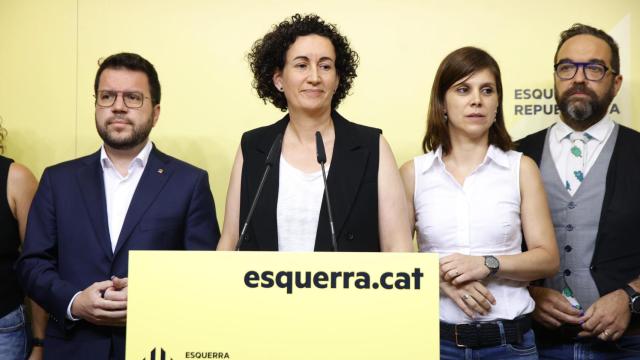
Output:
(95, 90), (150, 108)
(554, 61), (617, 81)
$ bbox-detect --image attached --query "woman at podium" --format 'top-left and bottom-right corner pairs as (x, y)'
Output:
(400, 47), (559, 358)
(217, 14), (412, 252)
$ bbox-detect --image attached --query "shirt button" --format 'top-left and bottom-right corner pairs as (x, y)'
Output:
(564, 245), (572, 252)
(590, 265), (597, 272)
(566, 224), (574, 231)
(564, 269), (572, 276)
(568, 202), (576, 209)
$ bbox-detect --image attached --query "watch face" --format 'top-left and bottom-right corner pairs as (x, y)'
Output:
(486, 256), (499, 269)
(633, 296), (640, 313)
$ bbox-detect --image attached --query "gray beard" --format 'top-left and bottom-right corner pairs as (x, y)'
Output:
(555, 83), (615, 130)
(566, 98), (594, 122)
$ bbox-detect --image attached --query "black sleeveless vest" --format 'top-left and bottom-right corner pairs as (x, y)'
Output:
(0, 155), (23, 317)
(239, 111), (382, 251)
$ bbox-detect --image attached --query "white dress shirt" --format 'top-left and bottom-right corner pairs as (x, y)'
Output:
(67, 141), (152, 320)
(101, 141), (153, 251)
(413, 145), (535, 324)
(548, 116), (615, 190)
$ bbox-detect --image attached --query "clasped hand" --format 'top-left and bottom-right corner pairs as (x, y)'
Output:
(71, 276), (128, 326)
(440, 253), (490, 285)
(439, 253), (495, 319)
(529, 286), (630, 342)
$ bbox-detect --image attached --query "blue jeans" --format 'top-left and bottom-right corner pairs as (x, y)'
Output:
(538, 335), (640, 359)
(0, 305), (27, 360)
(441, 328), (538, 359)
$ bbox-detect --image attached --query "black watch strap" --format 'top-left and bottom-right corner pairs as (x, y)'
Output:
(622, 285), (640, 314)
(623, 285), (638, 297)
(32, 337), (44, 347)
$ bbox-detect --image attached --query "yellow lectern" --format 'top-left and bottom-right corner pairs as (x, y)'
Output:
(126, 251), (439, 359)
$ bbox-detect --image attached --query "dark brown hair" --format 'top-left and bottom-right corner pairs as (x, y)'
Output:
(422, 46), (512, 155)
(555, 23), (619, 73)
(94, 52), (161, 106)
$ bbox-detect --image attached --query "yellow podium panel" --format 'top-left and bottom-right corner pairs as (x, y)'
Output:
(126, 251), (439, 359)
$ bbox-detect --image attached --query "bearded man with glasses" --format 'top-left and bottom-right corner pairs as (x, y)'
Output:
(16, 52), (220, 360)
(518, 24), (640, 358)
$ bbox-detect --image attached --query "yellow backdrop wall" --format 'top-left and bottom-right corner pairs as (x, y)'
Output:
(1, 0), (639, 223)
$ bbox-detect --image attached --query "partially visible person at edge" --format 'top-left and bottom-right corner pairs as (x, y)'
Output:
(217, 14), (413, 252)
(400, 47), (559, 359)
(517, 23), (640, 359)
(0, 120), (47, 360)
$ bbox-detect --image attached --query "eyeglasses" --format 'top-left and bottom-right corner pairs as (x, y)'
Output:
(95, 90), (150, 108)
(554, 61), (616, 81)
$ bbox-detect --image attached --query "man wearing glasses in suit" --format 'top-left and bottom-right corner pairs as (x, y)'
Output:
(17, 52), (220, 360)
(518, 24), (640, 358)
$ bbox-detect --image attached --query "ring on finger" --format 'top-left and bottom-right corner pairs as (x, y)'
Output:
(462, 293), (470, 301)
(602, 329), (610, 337)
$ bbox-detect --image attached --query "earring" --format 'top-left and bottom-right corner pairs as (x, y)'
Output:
(279, 87), (284, 92)
(443, 113), (448, 122)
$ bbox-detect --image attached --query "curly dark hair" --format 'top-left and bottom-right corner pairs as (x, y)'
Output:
(248, 13), (359, 111)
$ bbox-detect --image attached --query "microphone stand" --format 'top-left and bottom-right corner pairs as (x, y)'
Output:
(315, 131), (338, 252)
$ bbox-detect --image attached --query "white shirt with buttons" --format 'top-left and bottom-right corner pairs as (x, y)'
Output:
(548, 116), (615, 188)
(413, 145), (535, 324)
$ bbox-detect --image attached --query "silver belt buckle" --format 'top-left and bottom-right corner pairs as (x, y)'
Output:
(454, 324), (466, 348)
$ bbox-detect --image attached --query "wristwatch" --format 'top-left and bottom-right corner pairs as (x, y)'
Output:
(32, 337), (44, 347)
(484, 255), (500, 277)
(622, 285), (640, 314)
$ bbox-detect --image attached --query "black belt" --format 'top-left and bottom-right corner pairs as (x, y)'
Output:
(440, 315), (532, 348)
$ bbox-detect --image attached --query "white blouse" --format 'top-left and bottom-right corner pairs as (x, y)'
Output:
(414, 145), (535, 324)
(276, 155), (327, 251)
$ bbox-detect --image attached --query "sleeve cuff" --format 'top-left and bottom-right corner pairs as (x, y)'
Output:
(66, 292), (82, 321)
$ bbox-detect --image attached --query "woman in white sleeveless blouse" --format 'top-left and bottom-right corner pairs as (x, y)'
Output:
(400, 47), (559, 359)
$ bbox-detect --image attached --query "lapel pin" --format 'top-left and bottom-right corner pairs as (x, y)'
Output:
(157, 168), (164, 174)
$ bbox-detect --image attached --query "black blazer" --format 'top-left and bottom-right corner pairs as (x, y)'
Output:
(239, 111), (382, 251)
(517, 125), (640, 296)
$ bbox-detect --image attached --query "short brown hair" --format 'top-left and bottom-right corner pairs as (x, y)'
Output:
(94, 52), (161, 106)
(422, 46), (512, 155)
(555, 23), (619, 73)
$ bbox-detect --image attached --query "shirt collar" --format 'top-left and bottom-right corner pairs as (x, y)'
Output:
(419, 146), (442, 174)
(484, 145), (510, 169)
(420, 144), (509, 174)
(552, 116), (614, 144)
(100, 141), (153, 171)
(582, 116), (614, 143)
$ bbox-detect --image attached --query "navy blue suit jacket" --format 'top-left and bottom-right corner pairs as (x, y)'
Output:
(17, 145), (220, 359)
